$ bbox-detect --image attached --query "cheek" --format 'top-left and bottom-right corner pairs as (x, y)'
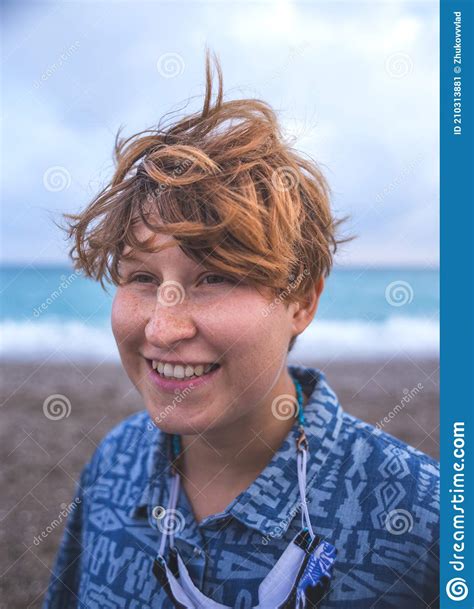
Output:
(111, 290), (145, 348)
(209, 297), (293, 419)
(211, 293), (291, 361)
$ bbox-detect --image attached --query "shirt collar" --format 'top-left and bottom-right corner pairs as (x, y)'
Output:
(126, 423), (170, 518)
(129, 365), (344, 539)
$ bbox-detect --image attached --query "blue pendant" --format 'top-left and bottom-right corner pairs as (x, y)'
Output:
(296, 540), (336, 606)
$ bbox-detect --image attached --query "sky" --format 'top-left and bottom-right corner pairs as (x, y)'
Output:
(1, 0), (439, 267)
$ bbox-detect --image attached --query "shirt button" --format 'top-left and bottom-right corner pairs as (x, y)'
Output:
(193, 547), (202, 557)
(152, 505), (166, 520)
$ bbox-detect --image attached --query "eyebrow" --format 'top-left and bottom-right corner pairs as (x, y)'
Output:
(118, 253), (151, 265)
(117, 253), (206, 274)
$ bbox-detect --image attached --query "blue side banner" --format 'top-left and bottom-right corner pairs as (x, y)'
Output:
(440, 0), (473, 607)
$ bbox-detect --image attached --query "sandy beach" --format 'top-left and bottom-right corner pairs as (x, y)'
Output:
(0, 356), (439, 608)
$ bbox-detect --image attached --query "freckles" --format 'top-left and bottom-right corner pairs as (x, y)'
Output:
(112, 292), (145, 339)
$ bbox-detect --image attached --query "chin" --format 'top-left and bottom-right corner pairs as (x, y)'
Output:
(144, 402), (210, 436)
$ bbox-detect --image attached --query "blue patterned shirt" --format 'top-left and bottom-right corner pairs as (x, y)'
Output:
(42, 365), (439, 608)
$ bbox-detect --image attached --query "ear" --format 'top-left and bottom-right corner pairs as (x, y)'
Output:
(291, 277), (325, 337)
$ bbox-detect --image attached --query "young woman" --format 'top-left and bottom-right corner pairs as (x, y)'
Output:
(43, 53), (439, 609)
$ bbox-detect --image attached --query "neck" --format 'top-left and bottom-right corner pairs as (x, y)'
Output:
(177, 368), (307, 487)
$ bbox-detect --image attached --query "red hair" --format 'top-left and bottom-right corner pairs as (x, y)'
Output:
(63, 51), (347, 349)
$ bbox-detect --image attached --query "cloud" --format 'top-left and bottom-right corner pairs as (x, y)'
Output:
(2, 0), (438, 266)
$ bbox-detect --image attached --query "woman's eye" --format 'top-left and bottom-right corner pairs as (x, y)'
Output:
(132, 274), (154, 284)
(127, 273), (236, 286)
(201, 274), (234, 286)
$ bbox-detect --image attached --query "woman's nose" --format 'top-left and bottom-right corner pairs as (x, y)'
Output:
(144, 301), (198, 349)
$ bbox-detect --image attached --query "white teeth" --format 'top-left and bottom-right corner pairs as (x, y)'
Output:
(174, 365), (185, 379)
(163, 363), (174, 377)
(151, 360), (218, 380)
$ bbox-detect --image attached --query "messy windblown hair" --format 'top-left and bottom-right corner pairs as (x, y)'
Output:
(63, 51), (347, 351)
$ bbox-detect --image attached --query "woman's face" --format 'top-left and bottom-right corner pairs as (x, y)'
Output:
(111, 222), (315, 436)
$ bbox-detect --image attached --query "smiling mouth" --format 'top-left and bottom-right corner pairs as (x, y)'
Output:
(147, 360), (221, 381)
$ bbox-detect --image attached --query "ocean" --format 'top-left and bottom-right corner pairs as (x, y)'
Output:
(0, 266), (439, 362)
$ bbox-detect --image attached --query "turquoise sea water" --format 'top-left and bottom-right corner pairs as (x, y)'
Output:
(0, 265), (439, 361)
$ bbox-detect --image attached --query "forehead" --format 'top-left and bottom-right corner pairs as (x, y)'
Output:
(118, 220), (206, 273)
(120, 221), (176, 258)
